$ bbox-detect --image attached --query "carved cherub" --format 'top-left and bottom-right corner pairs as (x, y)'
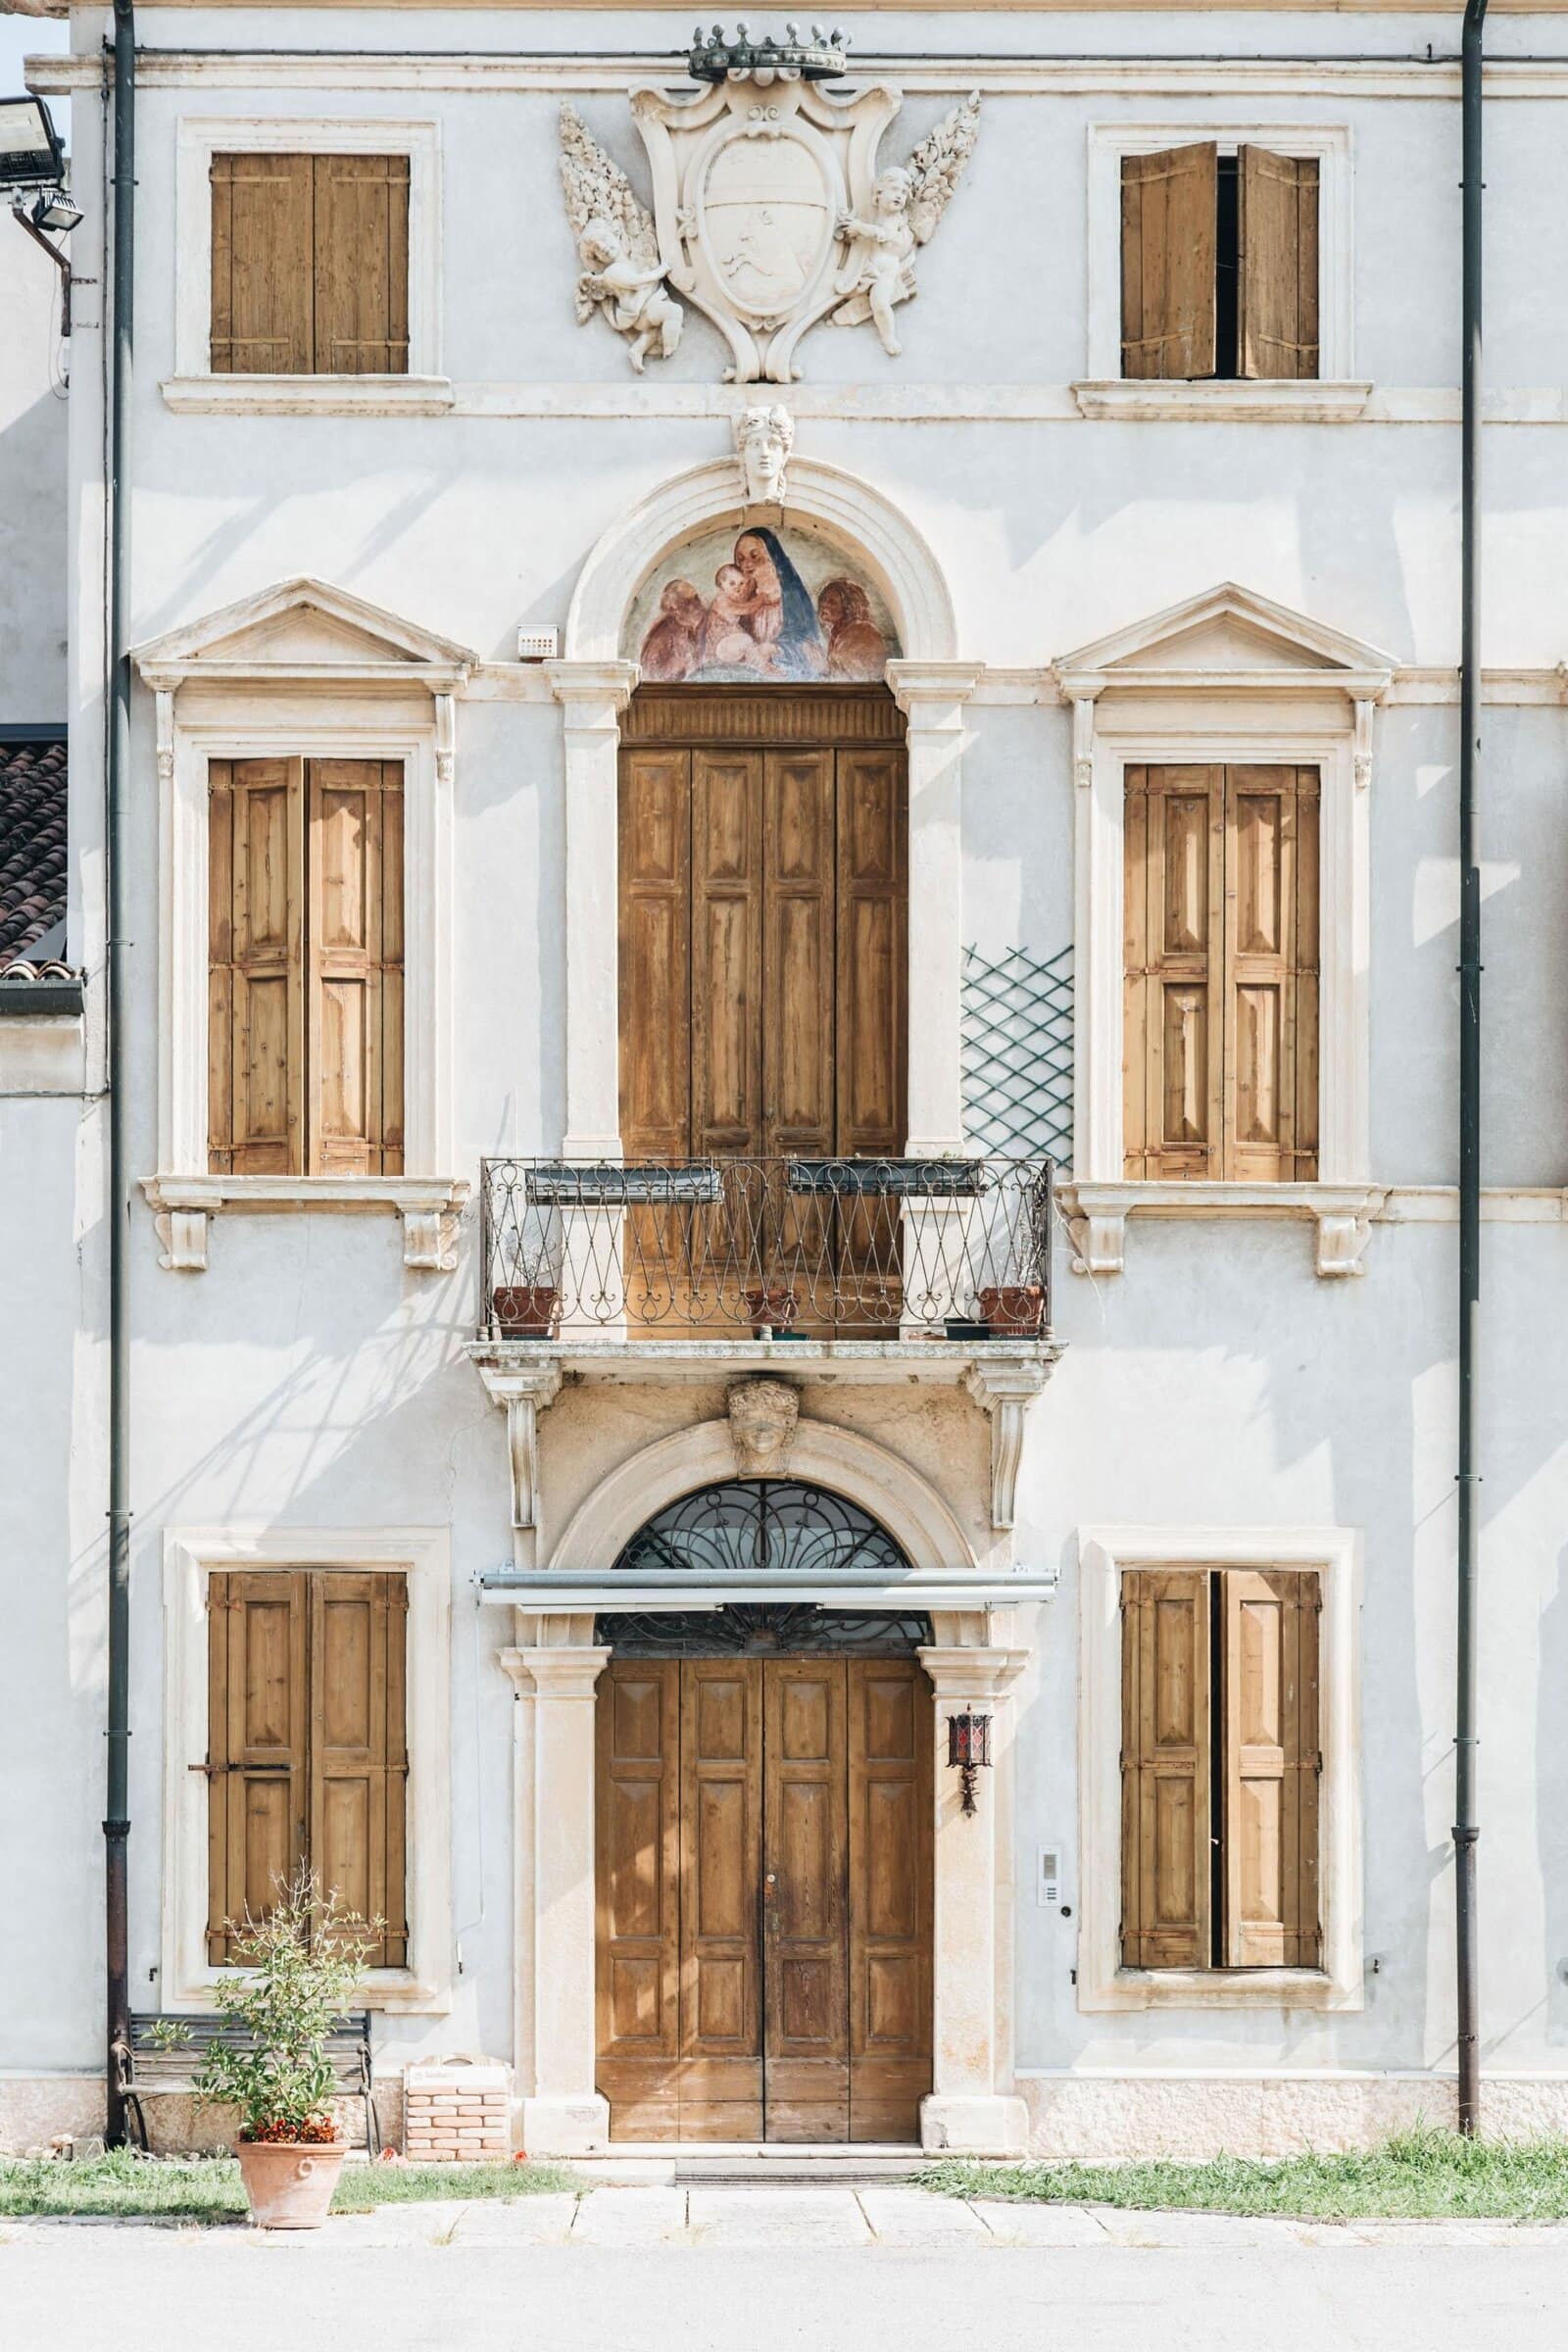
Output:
(577, 217), (683, 373)
(559, 103), (683, 371)
(834, 169), (917, 357)
(831, 93), (982, 358)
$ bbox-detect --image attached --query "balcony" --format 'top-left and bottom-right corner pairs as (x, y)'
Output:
(475, 1154), (1054, 1358)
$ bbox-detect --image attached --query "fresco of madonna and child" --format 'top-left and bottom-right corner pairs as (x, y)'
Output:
(628, 527), (901, 685)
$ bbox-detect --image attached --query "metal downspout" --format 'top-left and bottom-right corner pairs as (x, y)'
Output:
(104, 0), (134, 2150)
(1456, 0), (1487, 2139)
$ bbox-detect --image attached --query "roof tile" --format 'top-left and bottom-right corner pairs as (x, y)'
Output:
(0, 736), (68, 962)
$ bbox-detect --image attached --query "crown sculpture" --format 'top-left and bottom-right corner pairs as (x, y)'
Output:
(559, 25), (981, 383)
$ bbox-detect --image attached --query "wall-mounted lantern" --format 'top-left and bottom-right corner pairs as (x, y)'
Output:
(947, 1710), (992, 1816)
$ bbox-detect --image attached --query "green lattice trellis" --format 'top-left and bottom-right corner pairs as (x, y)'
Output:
(961, 943), (1073, 1163)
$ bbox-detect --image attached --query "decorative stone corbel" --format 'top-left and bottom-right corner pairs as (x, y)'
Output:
(474, 1362), (564, 1564)
(1060, 1199), (1126, 1278)
(434, 691), (456, 791)
(1071, 691), (1098, 794)
(154, 1206), (209, 1272)
(1352, 696), (1374, 792)
(1314, 1200), (1379, 1277)
(734, 403), (793, 509)
(963, 1358), (1053, 1531)
(155, 688), (175, 791)
(400, 1201), (462, 1272)
(727, 1377), (799, 1475)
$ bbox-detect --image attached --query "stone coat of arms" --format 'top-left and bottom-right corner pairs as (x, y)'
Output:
(560, 57), (980, 383)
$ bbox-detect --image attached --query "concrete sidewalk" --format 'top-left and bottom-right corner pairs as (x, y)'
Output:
(5, 2187), (1568, 2352)
(5, 2180), (1567, 2248)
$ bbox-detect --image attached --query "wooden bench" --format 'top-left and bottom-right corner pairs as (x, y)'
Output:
(115, 2012), (378, 2155)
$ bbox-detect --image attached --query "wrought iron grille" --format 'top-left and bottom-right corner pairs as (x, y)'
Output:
(961, 943), (1073, 1164)
(612, 1479), (909, 1582)
(600, 1605), (933, 1658)
(477, 1153), (1054, 1339)
(597, 1484), (927, 1654)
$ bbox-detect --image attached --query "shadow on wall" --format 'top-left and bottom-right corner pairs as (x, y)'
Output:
(0, 390), (68, 722)
(1539, 1550), (1568, 2045)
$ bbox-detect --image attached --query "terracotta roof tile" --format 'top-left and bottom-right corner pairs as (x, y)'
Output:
(0, 736), (68, 962)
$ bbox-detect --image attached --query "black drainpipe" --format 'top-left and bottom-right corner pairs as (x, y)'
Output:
(104, 0), (135, 2150)
(1455, 0), (1487, 2139)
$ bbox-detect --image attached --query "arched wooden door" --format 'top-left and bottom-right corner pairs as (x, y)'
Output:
(595, 1647), (933, 2144)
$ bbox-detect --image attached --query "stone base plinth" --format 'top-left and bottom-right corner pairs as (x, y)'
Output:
(919, 2092), (1029, 2157)
(1018, 2072), (1568, 2158)
(518, 2092), (611, 2158)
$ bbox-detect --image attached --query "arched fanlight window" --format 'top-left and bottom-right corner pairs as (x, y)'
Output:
(600, 1479), (928, 1657)
(612, 1478), (909, 1582)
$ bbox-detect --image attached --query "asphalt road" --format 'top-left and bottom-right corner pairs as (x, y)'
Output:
(4, 2189), (1565, 2352)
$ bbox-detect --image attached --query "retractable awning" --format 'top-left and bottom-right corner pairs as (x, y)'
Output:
(475, 1567), (1059, 1610)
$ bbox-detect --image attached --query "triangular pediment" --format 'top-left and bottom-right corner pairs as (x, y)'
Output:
(1054, 583), (1394, 686)
(134, 577), (476, 682)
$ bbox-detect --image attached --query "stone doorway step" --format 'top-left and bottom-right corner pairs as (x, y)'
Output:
(578, 2144), (929, 2188)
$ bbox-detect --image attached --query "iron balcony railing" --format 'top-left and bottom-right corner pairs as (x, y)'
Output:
(477, 1154), (1054, 1342)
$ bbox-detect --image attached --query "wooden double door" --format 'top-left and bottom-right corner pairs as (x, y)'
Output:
(596, 1652), (933, 2143)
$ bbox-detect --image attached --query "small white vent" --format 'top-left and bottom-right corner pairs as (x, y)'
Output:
(516, 626), (559, 662)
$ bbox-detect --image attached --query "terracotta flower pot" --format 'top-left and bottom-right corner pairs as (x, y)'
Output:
(492, 1284), (559, 1339)
(978, 1283), (1045, 1337)
(235, 2135), (348, 2230)
(744, 1285), (799, 1336)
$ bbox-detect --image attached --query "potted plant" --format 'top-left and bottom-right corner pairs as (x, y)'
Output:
(192, 1870), (379, 2230)
(978, 1283), (1045, 1337)
(492, 1284), (560, 1338)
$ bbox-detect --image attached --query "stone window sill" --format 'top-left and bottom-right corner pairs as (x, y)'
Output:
(1081, 1967), (1357, 2014)
(168, 1967), (452, 2017)
(1056, 1181), (1387, 1278)
(1071, 379), (1372, 424)
(141, 1173), (469, 1271)
(162, 375), (456, 417)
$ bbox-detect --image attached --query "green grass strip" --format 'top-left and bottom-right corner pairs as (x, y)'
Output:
(0, 2147), (574, 2221)
(923, 2126), (1568, 2221)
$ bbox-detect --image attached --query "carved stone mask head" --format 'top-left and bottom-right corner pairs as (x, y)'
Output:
(727, 1378), (800, 1476)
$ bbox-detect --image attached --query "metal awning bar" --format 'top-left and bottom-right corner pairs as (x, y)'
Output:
(476, 1569), (1059, 1608)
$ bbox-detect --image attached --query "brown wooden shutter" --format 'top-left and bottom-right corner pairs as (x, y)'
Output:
(310, 1572), (409, 1969)
(1238, 148), (1319, 381)
(1221, 1570), (1321, 1967)
(208, 759), (305, 1175)
(1120, 1569), (1211, 1969)
(1120, 144), (1217, 380)
(306, 760), (405, 1176)
(313, 155), (411, 376)
(1123, 765), (1225, 1178)
(206, 1571), (309, 1964)
(1222, 766), (1319, 1181)
(618, 749), (693, 1159)
(834, 747), (906, 1162)
(210, 153), (315, 373)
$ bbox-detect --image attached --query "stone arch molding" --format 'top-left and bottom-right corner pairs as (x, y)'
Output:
(564, 454), (959, 666)
(548, 1413), (977, 1580)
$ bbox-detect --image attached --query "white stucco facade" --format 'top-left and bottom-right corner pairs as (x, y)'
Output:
(5, 0), (1568, 2159)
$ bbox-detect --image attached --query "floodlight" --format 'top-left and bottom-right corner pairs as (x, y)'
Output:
(0, 96), (66, 192)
